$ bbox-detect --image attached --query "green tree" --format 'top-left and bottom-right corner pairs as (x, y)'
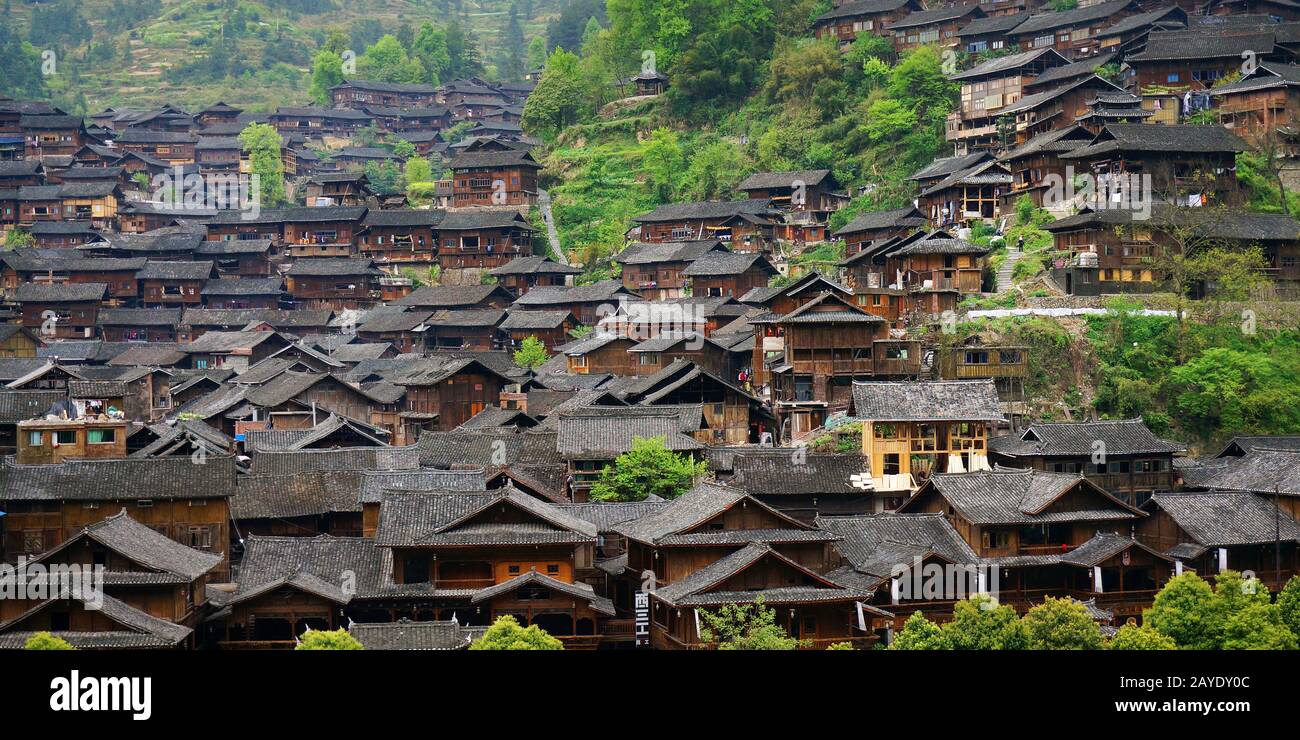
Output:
(412, 22), (451, 85)
(309, 49), (345, 105)
(643, 128), (684, 202)
(1221, 603), (1298, 650)
(1278, 576), (1300, 638)
(498, 2), (527, 82)
(698, 597), (803, 650)
(24, 632), (75, 650)
(521, 48), (587, 139)
(513, 336), (551, 369)
(358, 35), (426, 84)
(826, 641), (854, 650)
(588, 435), (707, 502)
(1144, 572), (1218, 649)
(296, 628), (363, 650)
(1108, 620), (1177, 650)
(889, 611), (950, 650)
(238, 122), (287, 207)
(682, 138), (751, 201)
(526, 36), (548, 71)
(445, 19), (485, 80)
(1021, 597), (1103, 650)
(5, 228), (35, 249)
(942, 594), (1028, 650)
(469, 615), (563, 650)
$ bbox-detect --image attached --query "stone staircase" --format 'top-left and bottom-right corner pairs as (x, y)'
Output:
(996, 247), (1025, 293)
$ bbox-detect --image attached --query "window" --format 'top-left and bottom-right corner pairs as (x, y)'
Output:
(546, 564), (560, 575)
(54, 430), (77, 445)
(882, 453), (901, 476)
(88, 428), (116, 444)
(981, 530), (1011, 549)
(188, 526), (213, 549)
(27, 431), (42, 446)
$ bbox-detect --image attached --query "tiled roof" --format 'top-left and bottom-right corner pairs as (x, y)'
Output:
(1147, 491), (1300, 548)
(245, 445), (420, 475)
(0, 454), (236, 501)
(989, 418), (1185, 457)
(730, 452), (871, 495)
(374, 488), (596, 547)
(851, 380), (1003, 421)
(49, 510), (223, 579)
(909, 468), (1141, 525)
(817, 512), (980, 578)
(348, 619), (473, 650)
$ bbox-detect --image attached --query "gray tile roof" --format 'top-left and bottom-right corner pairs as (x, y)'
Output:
(652, 542), (874, 608)
(14, 282), (107, 302)
(0, 390), (67, 423)
(357, 468), (487, 504)
(348, 619), (472, 650)
(0, 591), (191, 649)
(632, 199), (776, 224)
(816, 512), (980, 578)
(989, 418), (1185, 457)
(909, 468), (1141, 525)
(555, 406), (703, 458)
(39, 509), (223, 579)
(612, 481), (826, 547)
(470, 571), (614, 615)
(851, 380), (1003, 421)
(245, 445), (420, 475)
(231, 471), (364, 519)
(730, 452), (872, 496)
(1186, 448), (1300, 496)
(1147, 491), (1300, 548)
(0, 454), (236, 501)
(374, 488), (596, 547)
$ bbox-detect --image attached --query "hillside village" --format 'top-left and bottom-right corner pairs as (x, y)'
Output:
(1, 0), (1300, 652)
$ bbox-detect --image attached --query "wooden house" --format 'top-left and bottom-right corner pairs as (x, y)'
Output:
(17, 182), (121, 230)
(304, 172), (375, 207)
(357, 208), (441, 267)
(194, 239), (274, 278)
(512, 281), (639, 326)
(887, 5), (985, 53)
(200, 277), (284, 310)
(0, 511), (222, 650)
(180, 330), (293, 372)
(560, 333), (639, 376)
(374, 489), (613, 647)
(14, 282), (106, 340)
(888, 230), (989, 314)
(423, 309), (506, 352)
(851, 379), (1004, 506)
(395, 356), (514, 434)
(934, 338), (1029, 403)
(630, 200), (780, 253)
(281, 206), (367, 259)
(997, 74), (1126, 150)
(0, 455), (235, 581)
(682, 252), (778, 300)
(832, 206), (927, 255)
(196, 101), (243, 128)
(1043, 206), (1300, 298)
(285, 257), (382, 310)
(98, 307), (183, 343)
(613, 483), (888, 649)
(813, 0), (924, 47)
(447, 145), (540, 207)
(1059, 123), (1246, 208)
(1007, 0), (1141, 59)
(946, 48), (1070, 156)
(956, 13), (1029, 56)
(28, 221), (103, 248)
(751, 292), (919, 439)
(268, 107), (372, 140)
(999, 124), (1093, 208)
(355, 310), (433, 353)
(737, 170), (849, 244)
(137, 261), (217, 307)
(488, 255), (580, 298)
(1094, 6), (1187, 59)
(329, 79), (440, 109)
(726, 451), (877, 519)
(1139, 491), (1300, 592)
(1211, 62), (1300, 155)
(989, 418), (1184, 506)
(393, 283), (516, 311)
(621, 359), (774, 445)
(556, 406), (704, 500)
(21, 114), (85, 158)
(114, 129), (197, 164)
(435, 210), (536, 273)
(0, 326), (42, 358)
(1127, 28), (1295, 94)
(916, 158), (1011, 228)
(498, 310), (578, 352)
(614, 240), (729, 300)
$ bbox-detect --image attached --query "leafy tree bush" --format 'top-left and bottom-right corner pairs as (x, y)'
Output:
(698, 597), (803, 650)
(469, 615), (563, 650)
(889, 611), (949, 650)
(1107, 620), (1176, 650)
(941, 594), (1027, 650)
(589, 435), (707, 502)
(25, 632), (75, 650)
(513, 336), (551, 369)
(296, 628), (363, 650)
(1021, 597), (1103, 650)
